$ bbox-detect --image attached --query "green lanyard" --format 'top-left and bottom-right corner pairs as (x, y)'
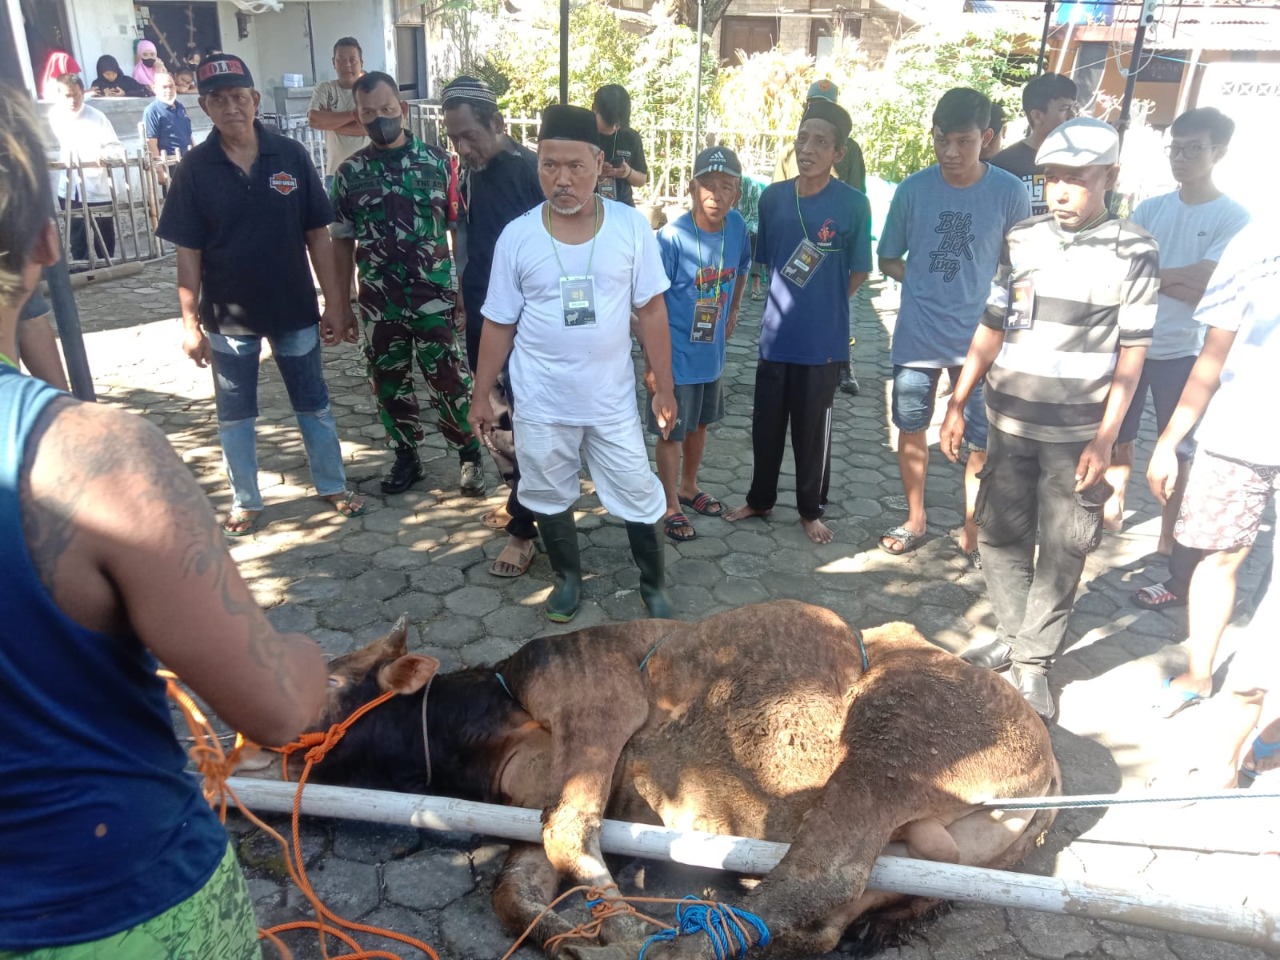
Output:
(543, 198), (599, 278)
(793, 181), (843, 250)
(0, 352), (15, 370)
(692, 217), (726, 304)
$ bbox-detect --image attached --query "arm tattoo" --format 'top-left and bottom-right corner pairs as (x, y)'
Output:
(21, 402), (301, 701)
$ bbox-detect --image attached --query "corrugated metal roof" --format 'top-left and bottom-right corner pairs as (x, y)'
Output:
(1070, 5), (1280, 50)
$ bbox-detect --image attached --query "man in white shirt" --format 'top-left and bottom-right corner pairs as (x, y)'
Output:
(307, 37), (369, 184)
(469, 105), (677, 624)
(1105, 108), (1250, 610)
(49, 73), (123, 264)
(1146, 225), (1280, 778)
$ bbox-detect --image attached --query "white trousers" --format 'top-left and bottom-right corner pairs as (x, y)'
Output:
(514, 414), (666, 522)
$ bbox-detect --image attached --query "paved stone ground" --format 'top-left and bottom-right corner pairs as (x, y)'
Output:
(64, 260), (1278, 960)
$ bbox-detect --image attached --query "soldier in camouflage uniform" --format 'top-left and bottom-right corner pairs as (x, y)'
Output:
(330, 71), (486, 496)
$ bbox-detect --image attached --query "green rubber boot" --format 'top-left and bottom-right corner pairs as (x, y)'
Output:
(626, 520), (673, 619)
(534, 509), (582, 623)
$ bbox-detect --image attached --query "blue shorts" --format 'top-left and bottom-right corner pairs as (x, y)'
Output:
(647, 379), (725, 442)
(891, 364), (988, 451)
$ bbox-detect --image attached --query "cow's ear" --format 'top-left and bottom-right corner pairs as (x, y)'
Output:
(377, 653), (440, 695)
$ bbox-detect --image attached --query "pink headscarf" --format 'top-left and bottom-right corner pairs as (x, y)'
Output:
(132, 40), (158, 87)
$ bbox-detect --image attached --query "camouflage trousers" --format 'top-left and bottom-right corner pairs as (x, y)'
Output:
(362, 306), (480, 459)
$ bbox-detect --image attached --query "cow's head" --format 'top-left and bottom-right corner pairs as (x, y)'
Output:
(303, 616), (549, 804)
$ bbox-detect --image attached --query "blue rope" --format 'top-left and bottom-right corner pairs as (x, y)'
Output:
(637, 897), (770, 960)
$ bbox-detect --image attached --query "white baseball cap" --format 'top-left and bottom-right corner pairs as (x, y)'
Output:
(1036, 117), (1120, 167)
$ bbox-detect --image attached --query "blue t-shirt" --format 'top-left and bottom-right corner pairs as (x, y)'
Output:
(877, 163), (1029, 367)
(659, 209), (752, 385)
(143, 99), (193, 157)
(756, 178), (873, 365)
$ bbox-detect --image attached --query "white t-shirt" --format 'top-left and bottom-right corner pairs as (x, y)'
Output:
(308, 80), (368, 176)
(1194, 223), (1280, 464)
(1131, 191), (1251, 360)
(49, 104), (123, 203)
(482, 199), (671, 426)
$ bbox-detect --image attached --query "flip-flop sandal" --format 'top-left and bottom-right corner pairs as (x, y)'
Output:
(966, 548), (982, 570)
(750, 289), (766, 302)
(1152, 676), (1207, 718)
(489, 538), (537, 578)
(482, 506), (512, 530)
(1241, 734), (1280, 782)
(679, 492), (725, 517)
(878, 524), (921, 556)
(323, 490), (367, 519)
(222, 509), (261, 538)
(1134, 582), (1186, 610)
(663, 512), (698, 543)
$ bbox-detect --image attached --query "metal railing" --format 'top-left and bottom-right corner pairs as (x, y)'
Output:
(50, 152), (183, 271)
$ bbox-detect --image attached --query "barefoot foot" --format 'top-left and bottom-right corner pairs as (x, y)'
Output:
(724, 504), (771, 523)
(801, 518), (834, 544)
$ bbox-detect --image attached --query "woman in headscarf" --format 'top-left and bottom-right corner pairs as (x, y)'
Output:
(132, 40), (160, 90)
(90, 55), (148, 97)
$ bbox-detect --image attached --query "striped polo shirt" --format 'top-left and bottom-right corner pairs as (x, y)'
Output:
(982, 214), (1159, 443)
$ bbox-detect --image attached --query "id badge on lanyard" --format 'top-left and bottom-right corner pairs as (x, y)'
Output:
(690, 299), (719, 343)
(780, 238), (827, 288)
(597, 177), (617, 200)
(560, 276), (597, 327)
(1006, 278), (1035, 331)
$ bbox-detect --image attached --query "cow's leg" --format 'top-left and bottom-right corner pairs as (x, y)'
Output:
(493, 844), (583, 954)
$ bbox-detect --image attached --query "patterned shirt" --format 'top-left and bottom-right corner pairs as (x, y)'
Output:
(981, 214), (1159, 443)
(330, 134), (460, 316)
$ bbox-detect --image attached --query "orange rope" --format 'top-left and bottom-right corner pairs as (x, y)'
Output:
(163, 672), (439, 960)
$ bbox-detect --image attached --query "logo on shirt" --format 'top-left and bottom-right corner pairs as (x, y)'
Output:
(269, 171), (298, 196)
(930, 211), (975, 282)
(817, 218), (838, 245)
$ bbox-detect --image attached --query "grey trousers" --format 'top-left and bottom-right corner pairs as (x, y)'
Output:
(976, 426), (1111, 673)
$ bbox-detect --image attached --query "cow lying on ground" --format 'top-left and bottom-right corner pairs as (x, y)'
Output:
(307, 601), (1059, 959)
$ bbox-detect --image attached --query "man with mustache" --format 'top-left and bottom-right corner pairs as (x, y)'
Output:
(468, 105), (677, 623)
(329, 71), (485, 498)
(443, 75), (544, 575)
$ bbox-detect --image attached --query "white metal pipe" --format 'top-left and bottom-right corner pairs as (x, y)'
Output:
(226, 778), (1279, 952)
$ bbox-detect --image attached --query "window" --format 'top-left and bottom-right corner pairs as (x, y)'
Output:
(809, 17), (861, 57)
(133, 3), (222, 70)
(1137, 51), (1188, 83)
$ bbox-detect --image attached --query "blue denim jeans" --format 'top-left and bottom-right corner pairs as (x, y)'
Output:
(208, 325), (347, 511)
(891, 364), (988, 451)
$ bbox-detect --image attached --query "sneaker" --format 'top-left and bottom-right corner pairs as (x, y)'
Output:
(381, 448), (424, 494)
(459, 460), (487, 497)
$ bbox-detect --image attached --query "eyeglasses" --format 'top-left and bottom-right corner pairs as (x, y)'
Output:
(1164, 143), (1217, 158)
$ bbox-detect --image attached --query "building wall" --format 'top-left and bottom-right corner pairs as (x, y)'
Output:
(708, 0), (908, 67)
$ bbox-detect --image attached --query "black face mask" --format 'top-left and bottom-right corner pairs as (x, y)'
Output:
(142, 57), (156, 66)
(364, 116), (402, 146)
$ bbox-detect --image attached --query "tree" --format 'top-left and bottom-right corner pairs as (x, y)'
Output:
(670, 0), (733, 36)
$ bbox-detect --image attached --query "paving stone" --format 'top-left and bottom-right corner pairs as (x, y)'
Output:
(438, 889), (533, 960)
(721, 551), (773, 579)
(482, 602), (546, 639)
(423, 614), (485, 649)
(347, 568), (411, 601)
(383, 848), (476, 910)
(444, 585), (504, 617)
(285, 856), (380, 917)
(266, 603), (318, 633)
(1007, 911), (1099, 958)
(318, 597), (395, 632)
(332, 821), (422, 864)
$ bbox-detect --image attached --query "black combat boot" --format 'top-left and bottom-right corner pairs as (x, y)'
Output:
(625, 520), (673, 619)
(534, 509), (582, 623)
(381, 446), (424, 494)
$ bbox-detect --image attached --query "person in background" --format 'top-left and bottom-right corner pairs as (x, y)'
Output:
(737, 170), (769, 302)
(157, 54), (363, 536)
(49, 73), (124, 264)
(16, 285), (70, 391)
(330, 72), (486, 500)
(989, 73), (1078, 216)
(144, 72), (195, 171)
(982, 101), (1006, 161)
(876, 88), (1029, 565)
(947, 118), (1158, 721)
(724, 98), (873, 545)
(173, 67), (197, 95)
(442, 75), (545, 577)
(307, 37), (369, 186)
(1104, 107), (1249, 590)
(132, 39), (160, 90)
(89, 54), (148, 98)
(592, 84), (648, 206)
(0, 84), (328, 960)
(38, 49), (80, 101)
(774, 79), (867, 194)
(654, 146), (751, 543)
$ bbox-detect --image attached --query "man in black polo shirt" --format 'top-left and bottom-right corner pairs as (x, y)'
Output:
(443, 75), (544, 578)
(157, 54), (363, 537)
